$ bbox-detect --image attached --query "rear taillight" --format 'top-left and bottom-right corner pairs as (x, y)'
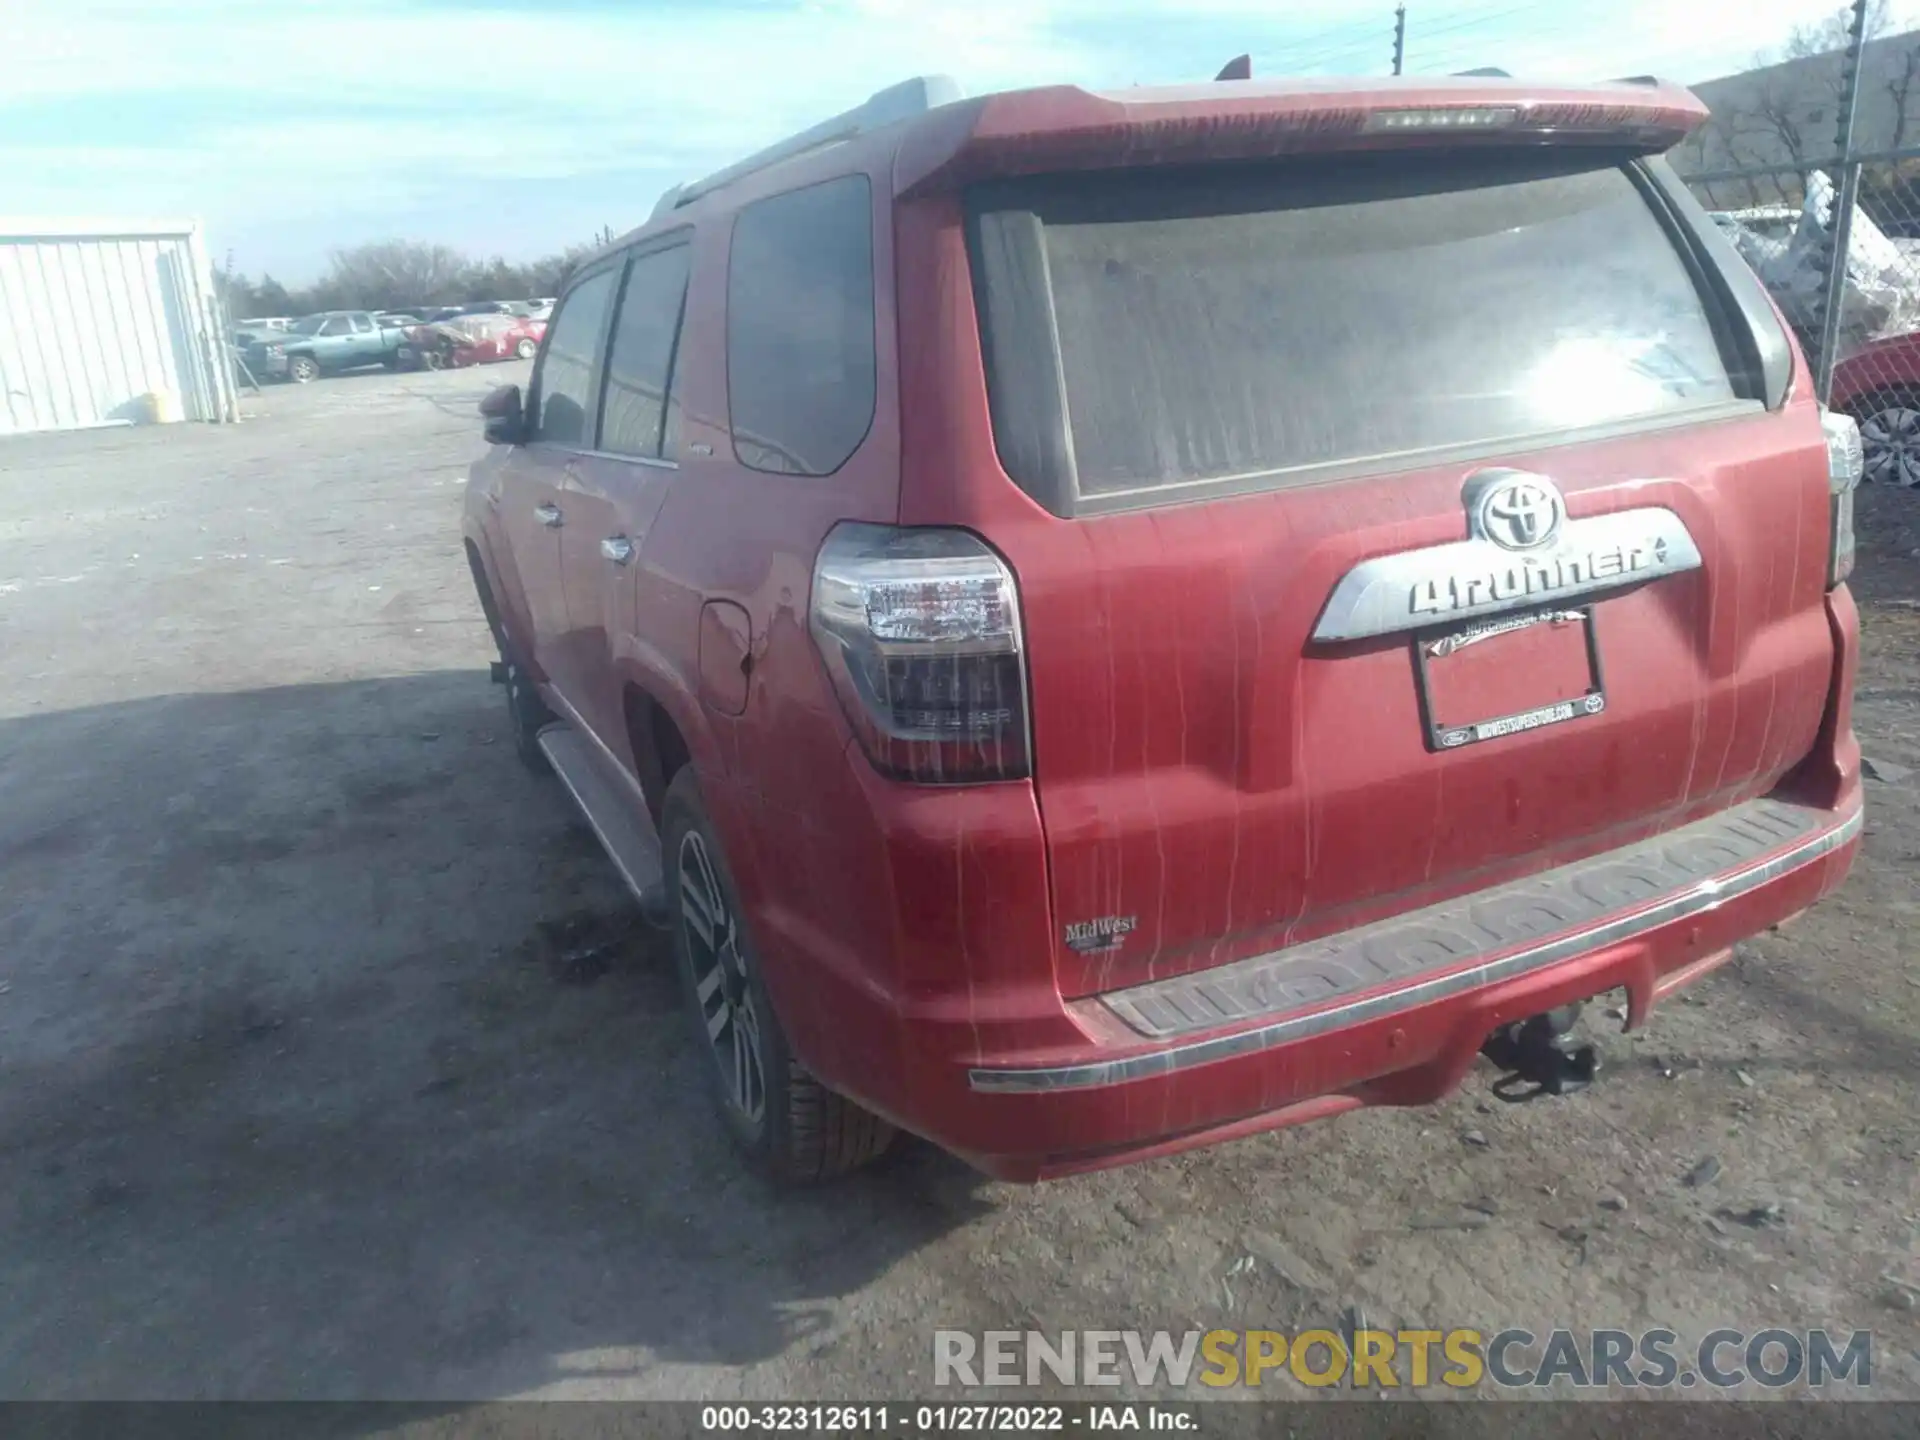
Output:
(810, 523), (1031, 784)
(1822, 410), (1863, 588)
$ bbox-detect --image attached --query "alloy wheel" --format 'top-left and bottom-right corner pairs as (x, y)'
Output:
(678, 829), (765, 1125)
(1860, 404), (1920, 487)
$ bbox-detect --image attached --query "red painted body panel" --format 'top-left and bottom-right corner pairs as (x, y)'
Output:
(697, 601), (753, 717)
(891, 79), (1708, 197)
(556, 451), (673, 754)
(1829, 329), (1920, 411)
(488, 447), (570, 686)
(461, 76), (1863, 1180)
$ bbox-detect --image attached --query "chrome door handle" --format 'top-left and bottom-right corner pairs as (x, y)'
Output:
(535, 503), (563, 528)
(600, 535), (634, 565)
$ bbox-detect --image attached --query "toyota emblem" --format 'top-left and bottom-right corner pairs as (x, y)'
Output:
(1463, 470), (1566, 551)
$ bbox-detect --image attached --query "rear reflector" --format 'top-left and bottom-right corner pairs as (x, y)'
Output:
(1363, 105), (1521, 132)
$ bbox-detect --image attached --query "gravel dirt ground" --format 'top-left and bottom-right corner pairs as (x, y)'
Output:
(0, 367), (1916, 1406)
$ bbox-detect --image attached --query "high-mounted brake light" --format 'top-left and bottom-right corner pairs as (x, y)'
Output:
(1822, 410), (1863, 588)
(1362, 105), (1521, 133)
(810, 524), (1031, 784)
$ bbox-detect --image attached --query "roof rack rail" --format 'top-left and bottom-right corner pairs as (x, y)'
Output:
(650, 74), (963, 220)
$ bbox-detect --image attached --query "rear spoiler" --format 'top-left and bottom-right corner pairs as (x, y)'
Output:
(894, 79), (1707, 197)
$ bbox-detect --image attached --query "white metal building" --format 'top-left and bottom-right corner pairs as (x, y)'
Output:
(0, 219), (240, 436)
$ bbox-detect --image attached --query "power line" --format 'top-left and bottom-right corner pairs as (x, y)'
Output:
(1404, 9), (1590, 74)
(1270, 13), (1416, 57)
(1288, 38), (1404, 72)
(1401, 2), (1539, 47)
(1262, 2), (1538, 79)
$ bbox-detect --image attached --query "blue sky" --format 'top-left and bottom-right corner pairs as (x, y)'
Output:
(2, 0), (1910, 280)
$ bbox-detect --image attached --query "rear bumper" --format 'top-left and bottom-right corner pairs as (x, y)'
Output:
(901, 789), (1860, 1181)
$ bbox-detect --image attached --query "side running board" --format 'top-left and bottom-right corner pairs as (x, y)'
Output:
(536, 722), (667, 919)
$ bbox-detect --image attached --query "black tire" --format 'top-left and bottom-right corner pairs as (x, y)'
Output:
(287, 353), (320, 384)
(515, 338), (538, 360)
(501, 651), (554, 772)
(662, 768), (895, 1183)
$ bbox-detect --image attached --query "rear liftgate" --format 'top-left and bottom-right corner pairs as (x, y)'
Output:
(1312, 468), (1708, 1103)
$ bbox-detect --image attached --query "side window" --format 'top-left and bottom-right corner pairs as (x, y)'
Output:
(532, 267), (619, 447)
(351, 314), (373, 333)
(318, 317), (351, 337)
(599, 245), (691, 460)
(726, 174), (876, 475)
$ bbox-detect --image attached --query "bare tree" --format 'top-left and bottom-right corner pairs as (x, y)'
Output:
(1884, 35), (1920, 147)
(1740, 75), (1816, 163)
(321, 241), (473, 311)
(1705, 3), (1894, 167)
(220, 221), (654, 318)
(1782, 0), (1889, 61)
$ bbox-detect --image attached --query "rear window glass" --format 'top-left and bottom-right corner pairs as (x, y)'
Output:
(970, 152), (1740, 506)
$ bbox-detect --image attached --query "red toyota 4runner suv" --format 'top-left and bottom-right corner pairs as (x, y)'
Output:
(461, 74), (1865, 1183)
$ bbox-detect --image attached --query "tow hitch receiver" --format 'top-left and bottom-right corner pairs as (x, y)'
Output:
(1481, 1006), (1600, 1103)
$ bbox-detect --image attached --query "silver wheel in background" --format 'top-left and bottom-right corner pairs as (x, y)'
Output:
(1860, 404), (1920, 487)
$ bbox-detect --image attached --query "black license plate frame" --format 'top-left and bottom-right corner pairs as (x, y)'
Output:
(1413, 606), (1607, 752)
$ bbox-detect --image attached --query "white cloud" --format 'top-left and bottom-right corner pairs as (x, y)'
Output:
(5, 0), (1918, 274)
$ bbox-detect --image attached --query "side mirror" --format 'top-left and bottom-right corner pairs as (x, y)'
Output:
(479, 383), (525, 445)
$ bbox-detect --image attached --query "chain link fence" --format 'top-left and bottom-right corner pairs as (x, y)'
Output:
(1679, 149), (1920, 487)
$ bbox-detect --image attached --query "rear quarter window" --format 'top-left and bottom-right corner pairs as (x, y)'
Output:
(726, 174), (877, 476)
(970, 151), (1752, 512)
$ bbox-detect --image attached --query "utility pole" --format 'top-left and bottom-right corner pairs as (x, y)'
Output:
(1392, 5), (1406, 75)
(1814, 0), (1870, 404)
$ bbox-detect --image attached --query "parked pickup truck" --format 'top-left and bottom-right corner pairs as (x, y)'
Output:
(241, 311), (411, 383)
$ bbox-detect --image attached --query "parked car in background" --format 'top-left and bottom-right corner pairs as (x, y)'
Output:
(442, 300), (534, 317)
(1830, 334), (1920, 486)
(400, 312), (545, 370)
(462, 74), (1862, 1184)
(1723, 174), (1920, 486)
(240, 311), (413, 382)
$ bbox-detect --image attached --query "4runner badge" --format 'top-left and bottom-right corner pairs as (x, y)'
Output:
(1309, 471), (1704, 643)
(1064, 916), (1138, 955)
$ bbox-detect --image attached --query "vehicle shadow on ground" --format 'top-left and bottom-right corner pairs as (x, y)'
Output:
(0, 673), (993, 1400)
